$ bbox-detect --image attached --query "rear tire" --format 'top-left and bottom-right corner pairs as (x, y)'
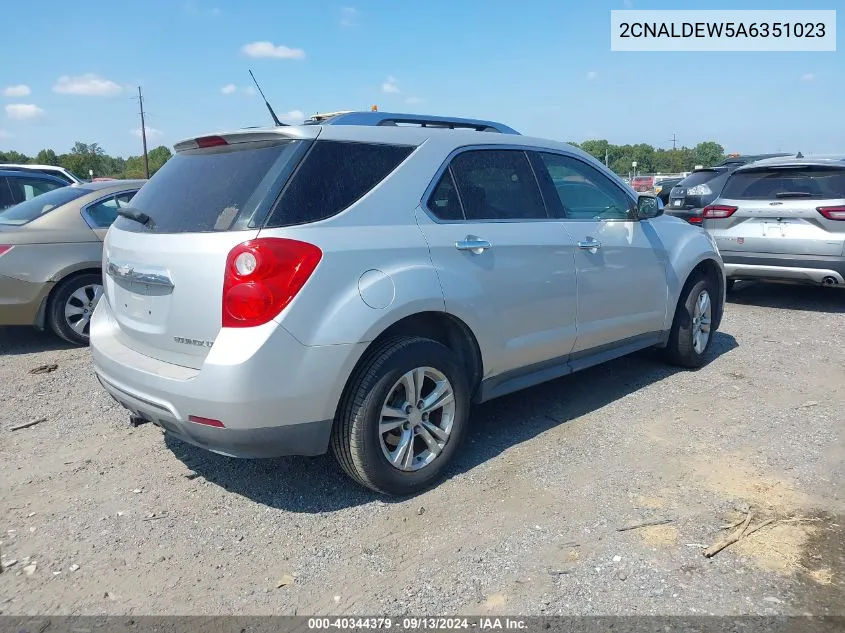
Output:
(331, 336), (470, 495)
(48, 273), (103, 346)
(664, 274), (717, 369)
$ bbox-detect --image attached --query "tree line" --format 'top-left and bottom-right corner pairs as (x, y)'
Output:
(567, 140), (726, 175)
(0, 142), (172, 180)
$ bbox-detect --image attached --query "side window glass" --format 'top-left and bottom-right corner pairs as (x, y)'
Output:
(86, 196), (120, 228)
(426, 169), (464, 221)
(538, 153), (633, 220)
(0, 178), (15, 210)
(450, 150), (547, 220)
(19, 178), (63, 200)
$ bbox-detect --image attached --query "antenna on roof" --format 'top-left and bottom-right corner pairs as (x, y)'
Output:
(248, 69), (286, 127)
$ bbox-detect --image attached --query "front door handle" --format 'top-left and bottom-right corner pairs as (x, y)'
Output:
(455, 236), (492, 254)
(577, 238), (602, 251)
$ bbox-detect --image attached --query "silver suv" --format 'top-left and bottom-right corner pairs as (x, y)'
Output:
(702, 155), (845, 289)
(90, 111), (725, 495)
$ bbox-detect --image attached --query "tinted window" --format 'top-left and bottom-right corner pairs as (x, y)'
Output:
(722, 167), (845, 200)
(677, 170), (721, 188)
(427, 170), (464, 220)
(449, 150), (546, 221)
(0, 178), (14, 210)
(85, 191), (137, 228)
(8, 176), (64, 204)
(0, 186), (89, 225)
(266, 141), (414, 227)
(118, 141), (304, 234)
(537, 153), (632, 220)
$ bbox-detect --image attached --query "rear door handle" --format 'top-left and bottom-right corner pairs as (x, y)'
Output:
(577, 238), (602, 250)
(455, 236), (492, 254)
(107, 261), (174, 289)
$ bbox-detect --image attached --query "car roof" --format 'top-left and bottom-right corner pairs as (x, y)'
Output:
(735, 154), (845, 171)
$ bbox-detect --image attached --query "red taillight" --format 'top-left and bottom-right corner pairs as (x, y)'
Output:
(818, 206), (845, 221)
(222, 238), (322, 328)
(702, 205), (738, 219)
(195, 135), (228, 148)
(688, 216), (703, 224)
(189, 415), (225, 428)
(0, 245), (13, 257)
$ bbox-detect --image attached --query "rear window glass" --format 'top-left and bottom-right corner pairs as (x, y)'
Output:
(722, 167), (845, 200)
(0, 185), (88, 225)
(265, 141), (414, 227)
(115, 141), (304, 233)
(677, 170), (721, 188)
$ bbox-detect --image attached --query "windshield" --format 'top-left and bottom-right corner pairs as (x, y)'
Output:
(0, 186), (90, 225)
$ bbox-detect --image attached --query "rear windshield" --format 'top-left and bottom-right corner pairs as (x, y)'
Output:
(115, 140), (305, 233)
(0, 186), (89, 225)
(721, 166), (845, 200)
(677, 170), (720, 188)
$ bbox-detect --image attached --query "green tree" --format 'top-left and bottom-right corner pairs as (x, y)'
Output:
(692, 141), (725, 168)
(34, 149), (59, 165)
(0, 150), (31, 164)
(147, 145), (172, 175)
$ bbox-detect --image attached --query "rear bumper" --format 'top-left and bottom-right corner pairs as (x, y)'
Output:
(90, 299), (367, 458)
(722, 251), (845, 286)
(0, 275), (52, 326)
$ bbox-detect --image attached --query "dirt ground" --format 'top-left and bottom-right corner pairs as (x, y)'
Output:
(1, 282), (843, 616)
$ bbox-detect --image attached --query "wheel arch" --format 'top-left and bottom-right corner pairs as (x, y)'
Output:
(678, 257), (725, 331)
(36, 266), (102, 330)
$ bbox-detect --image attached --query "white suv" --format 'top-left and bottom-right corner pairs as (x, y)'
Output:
(90, 111), (725, 495)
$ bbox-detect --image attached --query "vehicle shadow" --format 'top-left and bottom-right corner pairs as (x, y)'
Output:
(0, 326), (75, 356)
(165, 331), (738, 513)
(728, 281), (844, 313)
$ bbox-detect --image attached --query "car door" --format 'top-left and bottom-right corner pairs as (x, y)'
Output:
(81, 191), (138, 239)
(532, 151), (669, 354)
(415, 147), (578, 378)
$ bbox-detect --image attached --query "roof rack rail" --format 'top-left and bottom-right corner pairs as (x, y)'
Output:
(302, 111), (520, 135)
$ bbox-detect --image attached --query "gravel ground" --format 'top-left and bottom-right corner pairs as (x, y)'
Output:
(1, 282), (843, 616)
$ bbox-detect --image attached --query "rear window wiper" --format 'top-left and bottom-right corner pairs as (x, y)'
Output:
(116, 207), (156, 229)
(774, 191), (817, 198)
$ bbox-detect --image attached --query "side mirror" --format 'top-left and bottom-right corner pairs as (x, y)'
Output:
(636, 194), (663, 220)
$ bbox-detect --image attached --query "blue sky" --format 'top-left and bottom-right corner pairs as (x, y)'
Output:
(1, 0), (841, 157)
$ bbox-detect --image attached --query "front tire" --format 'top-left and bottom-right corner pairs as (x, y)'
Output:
(331, 336), (470, 495)
(48, 273), (103, 346)
(664, 274), (717, 369)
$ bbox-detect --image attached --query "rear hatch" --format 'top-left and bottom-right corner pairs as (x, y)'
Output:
(705, 164), (845, 256)
(667, 168), (729, 216)
(102, 132), (311, 369)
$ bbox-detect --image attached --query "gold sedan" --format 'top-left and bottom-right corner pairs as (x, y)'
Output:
(0, 179), (146, 345)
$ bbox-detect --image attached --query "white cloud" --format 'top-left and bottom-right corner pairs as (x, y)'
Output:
(405, 96), (423, 105)
(131, 126), (163, 140)
(241, 41), (306, 59)
(3, 84), (31, 98)
(586, 70), (599, 80)
(800, 73), (815, 82)
(5, 103), (45, 120)
(221, 84), (237, 95)
(0, 129), (13, 139)
(243, 86), (257, 96)
(340, 7), (359, 27)
(279, 110), (305, 123)
(382, 76), (401, 94)
(54, 73), (123, 96)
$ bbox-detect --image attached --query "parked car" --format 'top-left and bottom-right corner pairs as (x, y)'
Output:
(0, 169), (68, 210)
(666, 155), (796, 224)
(90, 112), (725, 495)
(0, 180), (146, 345)
(630, 175), (654, 192)
(655, 177), (683, 205)
(702, 155), (845, 290)
(0, 164), (84, 184)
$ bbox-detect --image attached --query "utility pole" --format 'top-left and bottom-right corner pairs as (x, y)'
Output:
(669, 133), (678, 150)
(138, 86), (150, 179)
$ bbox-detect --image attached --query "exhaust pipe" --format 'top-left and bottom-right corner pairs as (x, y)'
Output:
(821, 276), (838, 286)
